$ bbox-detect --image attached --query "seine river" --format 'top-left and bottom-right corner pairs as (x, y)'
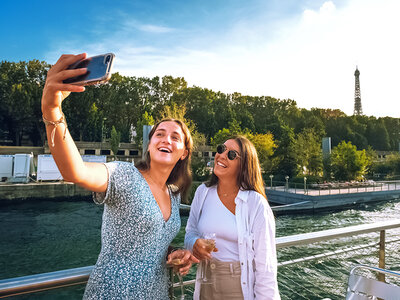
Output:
(1, 197), (400, 299)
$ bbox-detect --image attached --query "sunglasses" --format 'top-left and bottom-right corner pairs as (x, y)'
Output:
(216, 144), (241, 160)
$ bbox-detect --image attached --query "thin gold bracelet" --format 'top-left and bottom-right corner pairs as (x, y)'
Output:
(42, 112), (68, 147)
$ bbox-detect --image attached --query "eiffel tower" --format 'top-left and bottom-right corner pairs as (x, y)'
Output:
(353, 66), (362, 115)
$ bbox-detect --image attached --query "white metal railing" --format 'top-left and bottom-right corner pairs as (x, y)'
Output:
(267, 180), (400, 196)
(1, 220), (400, 299)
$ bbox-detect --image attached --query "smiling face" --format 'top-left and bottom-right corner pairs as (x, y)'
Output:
(213, 139), (241, 182)
(147, 121), (188, 167)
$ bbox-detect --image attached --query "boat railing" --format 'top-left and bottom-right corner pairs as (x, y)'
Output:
(266, 180), (400, 195)
(1, 219), (400, 299)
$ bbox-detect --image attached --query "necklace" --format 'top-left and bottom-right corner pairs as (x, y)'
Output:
(218, 187), (239, 197)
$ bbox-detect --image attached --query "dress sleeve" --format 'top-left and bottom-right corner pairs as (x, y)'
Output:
(92, 162), (119, 205)
(184, 184), (205, 250)
(252, 197), (281, 299)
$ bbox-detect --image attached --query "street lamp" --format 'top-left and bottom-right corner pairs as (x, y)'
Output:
(285, 175), (289, 191)
(269, 175), (274, 188)
(304, 176), (307, 194)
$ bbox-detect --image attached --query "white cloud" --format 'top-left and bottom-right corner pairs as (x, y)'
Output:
(137, 24), (174, 33)
(120, 19), (174, 34)
(48, 0), (400, 118)
(184, 0), (400, 118)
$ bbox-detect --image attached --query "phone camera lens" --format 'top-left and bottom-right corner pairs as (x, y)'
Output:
(105, 55), (110, 63)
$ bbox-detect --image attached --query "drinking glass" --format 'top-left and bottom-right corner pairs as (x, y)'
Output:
(199, 232), (216, 284)
(170, 254), (186, 299)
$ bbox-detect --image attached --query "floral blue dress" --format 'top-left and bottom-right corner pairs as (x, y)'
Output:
(83, 161), (181, 300)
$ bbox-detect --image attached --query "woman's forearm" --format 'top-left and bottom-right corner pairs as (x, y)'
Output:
(42, 106), (86, 183)
(40, 53), (108, 192)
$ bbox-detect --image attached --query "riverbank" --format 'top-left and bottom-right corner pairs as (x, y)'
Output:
(0, 181), (91, 202)
(268, 183), (400, 214)
(0, 182), (192, 215)
(3, 181), (400, 216)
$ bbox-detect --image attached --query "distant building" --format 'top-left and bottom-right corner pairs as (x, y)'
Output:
(354, 66), (363, 115)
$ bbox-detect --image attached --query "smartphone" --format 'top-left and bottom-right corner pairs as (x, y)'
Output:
(63, 53), (115, 85)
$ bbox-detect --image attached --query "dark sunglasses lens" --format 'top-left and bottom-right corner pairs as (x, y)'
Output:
(217, 144), (226, 154)
(227, 150), (237, 160)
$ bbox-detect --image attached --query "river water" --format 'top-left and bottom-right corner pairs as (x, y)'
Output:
(1, 197), (400, 299)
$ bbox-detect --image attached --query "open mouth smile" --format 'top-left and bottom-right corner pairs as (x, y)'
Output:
(158, 147), (172, 153)
(216, 161), (227, 168)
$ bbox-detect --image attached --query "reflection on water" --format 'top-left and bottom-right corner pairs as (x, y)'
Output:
(1, 198), (399, 299)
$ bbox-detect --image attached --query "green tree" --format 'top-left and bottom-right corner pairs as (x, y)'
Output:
(158, 102), (207, 151)
(330, 141), (369, 181)
(373, 153), (400, 179)
(386, 153), (400, 176)
(382, 117), (400, 151)
(135, 111), (155, 148)
(293, 129), (323, 177)
(247, 132), (277, 174)
(365, 119), (390, 150)
(274, 124), (297, 177)
(110, 126), (121, 159)
(0, 60), (48, 145)
(171, 87), (219, 140)
(210, 119), (247, 146)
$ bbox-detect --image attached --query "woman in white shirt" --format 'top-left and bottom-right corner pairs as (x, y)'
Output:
(185, 136), (280, 300)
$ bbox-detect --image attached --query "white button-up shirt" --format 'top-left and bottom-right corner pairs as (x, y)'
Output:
(185, 184), (280, 300)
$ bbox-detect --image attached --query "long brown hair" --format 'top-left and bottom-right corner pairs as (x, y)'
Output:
(135, 118), (193, 201)
(206, 135), (267, 200)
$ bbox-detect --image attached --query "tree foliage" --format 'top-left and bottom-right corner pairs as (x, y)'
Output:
(110, 126), (121, 159)
(330, 141), (369, 181)
(1, 59), (400, 180)
(135, 111), (154, 148)
(293, 128), (323, 177)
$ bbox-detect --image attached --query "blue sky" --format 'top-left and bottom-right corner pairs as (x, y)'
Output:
(1, 0), (399, 118)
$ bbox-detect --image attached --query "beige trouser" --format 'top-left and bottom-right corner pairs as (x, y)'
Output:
(200, 259), (244, 300)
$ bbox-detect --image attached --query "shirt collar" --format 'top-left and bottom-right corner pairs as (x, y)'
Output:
(235, 188), (249, 203)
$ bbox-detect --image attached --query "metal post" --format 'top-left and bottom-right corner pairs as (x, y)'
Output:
(378, 230), (386, 282)
(269, 175), (273, 189)
(304, 177), (307, 195)
(285, 176), (289, 192)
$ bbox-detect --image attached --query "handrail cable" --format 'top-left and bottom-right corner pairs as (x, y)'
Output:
(1, 220), (400, 298)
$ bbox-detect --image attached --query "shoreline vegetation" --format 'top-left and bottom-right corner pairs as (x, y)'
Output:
(1, 60), (400, 185)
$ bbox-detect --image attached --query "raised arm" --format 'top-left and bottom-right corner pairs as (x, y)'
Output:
(41, 53), (107, 193)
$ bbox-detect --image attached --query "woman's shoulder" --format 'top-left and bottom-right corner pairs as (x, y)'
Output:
(246, 189), (265, 201)
(246, 190), (271, 209)
(190, 183), (211, 203)
(195, 183), (215, 195)
(105, 160), (134, 168)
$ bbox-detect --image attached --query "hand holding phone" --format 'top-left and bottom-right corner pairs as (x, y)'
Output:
(63, 53), (115, 86)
